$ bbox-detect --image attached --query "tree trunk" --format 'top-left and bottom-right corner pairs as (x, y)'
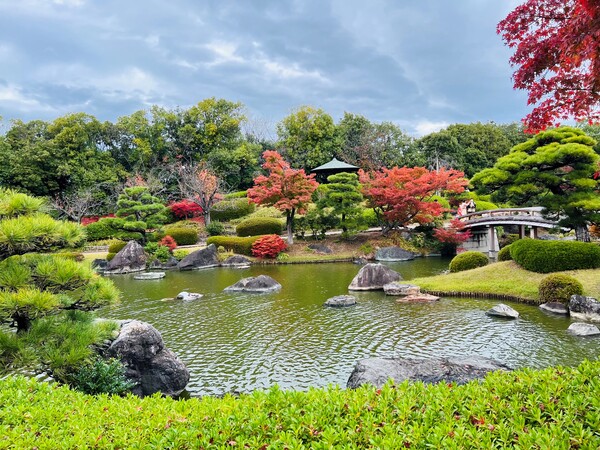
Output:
(575, 225), (590, 242)
(204, 209), (211, 225)
(286, 209), (295, 245)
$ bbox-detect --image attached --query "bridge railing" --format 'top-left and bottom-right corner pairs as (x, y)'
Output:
(457, 207), (545, 223)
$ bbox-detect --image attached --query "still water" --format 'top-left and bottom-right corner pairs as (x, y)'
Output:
(99, 258), (600, 396)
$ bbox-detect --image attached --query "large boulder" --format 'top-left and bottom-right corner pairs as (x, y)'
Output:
(324, 295), (357, 307)
(308, 243), (333, 254)
(223, 275), (282, 293)
(486, 303), (519, 319)
(106, 320), (189, 397)
(105, 241), (147, 274)
(221, 255), (252, 268)
(177, 244), (219, 271)
(348, 263), (401, 291)
(347, 356), (511, 388)
(375, 246), (419, 262)
(569, 295), (600, 322)
(539, 302), (569, 315)
(567, 322), (600, 336)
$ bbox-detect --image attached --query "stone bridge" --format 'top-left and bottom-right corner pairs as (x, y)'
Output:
(457, 207), (561, 256)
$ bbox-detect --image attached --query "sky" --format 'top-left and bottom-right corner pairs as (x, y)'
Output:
(0, 0), (528, 137)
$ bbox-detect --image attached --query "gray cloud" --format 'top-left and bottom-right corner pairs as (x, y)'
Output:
(0, 0), (529, 135)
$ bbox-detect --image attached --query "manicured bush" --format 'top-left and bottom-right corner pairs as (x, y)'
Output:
(251, 234), (288, 258)
(236, 217), (283, 237)
(205, 221), (225, 236)
(3, 361), (600, 448)
(163, 228), (198, 246)
(449, 251), (489, 273)
(107, 240), (127, 254)
(84, 219), (118, 241)
(510, 239), (600, 273)
(210, 198), (255, 222)
(224, 190), (248, 199)
(114, 231), (144, 242)
(207, 236), (262, 256)
(168, 200), (203, 220)
(538, 273), (583, 304)
(497, 244), (513, 261)
(159, 235), (177, 251)
(53, 252), (85, 262)
(172, 249), (190, 261)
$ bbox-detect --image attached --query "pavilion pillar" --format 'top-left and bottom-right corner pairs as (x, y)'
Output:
(488, 225), (496, 258)
(519, 225), (525, 239)
(530, 227), (538, 239)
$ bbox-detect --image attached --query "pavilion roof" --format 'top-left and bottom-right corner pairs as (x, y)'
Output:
(311, 158), (359, 172)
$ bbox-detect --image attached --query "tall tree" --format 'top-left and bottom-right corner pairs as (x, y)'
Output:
(410, 131), (462, 173)
(177, 164), (224, 225)
(316, 172), (363, 237)
(248, 151), (319, 244)
(498, 0), (600, 131)
(471, 127), (600, 241)
(277, 106), (339, 171)
(360, 167), (467, 233)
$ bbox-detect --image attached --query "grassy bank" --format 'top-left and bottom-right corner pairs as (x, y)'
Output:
(2, 361), (600, 448)
(412, 261), (600, 303)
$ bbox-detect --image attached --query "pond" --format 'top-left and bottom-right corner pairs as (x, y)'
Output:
(99, 258), (600, 397)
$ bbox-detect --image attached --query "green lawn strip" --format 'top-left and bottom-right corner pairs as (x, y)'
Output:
(412, 261), (600, 303)
(1, 361), (600, 448)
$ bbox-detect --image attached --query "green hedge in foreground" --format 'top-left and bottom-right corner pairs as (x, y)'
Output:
(511, 239), (600, 273)
(2, 361), (600, 448)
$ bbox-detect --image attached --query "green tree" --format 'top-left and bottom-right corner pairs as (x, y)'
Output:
(471, 126), (600, 241)
(0, 189), (119, 379)
(316, 172), (363, 236)
(277, 106), (339, 171)
(115, 186), (168, 241)
(410, 130), (463, 173)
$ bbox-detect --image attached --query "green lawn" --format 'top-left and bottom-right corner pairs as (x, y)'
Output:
(412, 261), (600, 303)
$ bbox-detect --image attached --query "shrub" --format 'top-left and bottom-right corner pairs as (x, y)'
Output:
(114, 231), (144, 242)
(449, 251), (489, 273)
(172, 249), (190, 261)
(84, 219), (118, 241)
(108, 240), (127, 254)
(499, 233), (519, 248)
(205, 221), (225, 236)
(159, 235), (177, 251)
(510, 239), (600, 273)
(206, 236), (262, 256)
(538, 273), (584, 304)
(474, 200), (498, 211)
(146, 230), (166, 242)
(163, 228), (198, 246)
(224, 190), (248, 199)
(251, 234), (288, 258)
(210, 198), (255, 222)
(53, 252), (85, 262)
(153, 245), (171, 263)
(360, 208), (379, 227)
(236, 217), (283, 237)
(497, 245), (513, 261)
(68, 357), (136, 395)
(168, 200), (203, 220)
(106, 252), (116, 261)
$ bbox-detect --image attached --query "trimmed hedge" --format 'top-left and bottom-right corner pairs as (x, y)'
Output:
(3, 361), (600, 448)
(207, 235), (262, 256)
(107, 240), (127, 254)
(84, 218), (144, 242)
(236, 217), (283, 237)
(163, 228), (198, 246)
(449, 251), (489, 273)
(510, 239), (600, 273)
(210, 198), (255, 222)
(497, 244), (513, 261)
(538, 273), (583, 304)
(224, 190), (248, 199)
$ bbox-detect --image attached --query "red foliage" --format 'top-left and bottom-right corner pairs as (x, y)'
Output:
(81, 214), (115, 226)
(159, 235), (178, 251)
(498, 0), (600, 131)
(168, 200), (204, 219)
(433, 218), (472, 245)
(359, 167), (467, 231)
(251, 234), (288, 259)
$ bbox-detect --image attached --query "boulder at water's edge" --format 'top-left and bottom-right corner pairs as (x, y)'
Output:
(105, 241), (147, 274)
(348, 263), (401, 291)
(177, 244), (219, 271)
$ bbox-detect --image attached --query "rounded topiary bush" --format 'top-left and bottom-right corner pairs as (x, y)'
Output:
(538, 273), (583, 304)
(163, 228), (198, 246)
(497, 245), (513, 262)
(236, 217), (283, 237)
(108, 240), (127, 254)
(210, 198), (255, 222)
(449, 251), (489, 273)
(510, 239), (600, 273)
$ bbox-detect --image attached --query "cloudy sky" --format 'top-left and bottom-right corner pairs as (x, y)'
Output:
(0, 0), (528, 136)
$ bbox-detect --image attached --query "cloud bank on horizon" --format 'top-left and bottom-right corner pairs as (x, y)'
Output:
(0, 0), (528, 136)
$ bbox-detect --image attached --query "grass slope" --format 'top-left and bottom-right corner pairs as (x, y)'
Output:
(412, 261), (600, 303)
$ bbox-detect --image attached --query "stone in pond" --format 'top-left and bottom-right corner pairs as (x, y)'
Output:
(105, 241), (147, 274)
(539, 302), (569, 315)
(324, 295), (357, 307)
(133, 272), (166, 280)
(177, 244), (219, 271)
(486, 303), (519, 319)
(569, 295), (600, 322)
(176, 291), (203, 301)
(375, 246), (419, 261)
(221, 255), (252, 268)
(398, 293), (440, 303)
(348, 263), (401, 291)
(223, 275), (281, 293)
(567, 322), (600, 336)
(383, 282), (420, 296)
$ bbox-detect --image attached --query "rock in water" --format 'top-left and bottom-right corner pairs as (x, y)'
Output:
(175, 291), (203, 301)
(177, 244), (220, 271)
(324, 295), (357, 307)
(223, 275), (282, 293)
(375, 246), (419, 261)
(383, 283), (420, 296)
(106, 320), (189, 397)
(347, 356), (511, 388)
(133, 272), (166, 280)
(399, 293), (440, 302)
(221, 255), (252, 268)
(348, 263), (401, 291)
(569, 295), (600, 322)
(539, 302), (569, 315)
(105, 241), (147, 274)
(486, 303), (519, 319)
(567, 322), (600, 336)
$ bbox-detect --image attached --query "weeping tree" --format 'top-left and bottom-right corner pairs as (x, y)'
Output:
(0, 189), (119, 379)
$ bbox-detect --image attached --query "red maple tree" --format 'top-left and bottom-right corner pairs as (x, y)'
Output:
(168, 200), (204, 220)
(359, 167), (467, 232)
(433, 218), (472, 245)
(498, 0), (600, 131)
(247, 150), (319, 244)
(251, 234), (288, 259)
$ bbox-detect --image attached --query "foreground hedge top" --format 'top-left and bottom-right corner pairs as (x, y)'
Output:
(2, 360), (600, 448)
